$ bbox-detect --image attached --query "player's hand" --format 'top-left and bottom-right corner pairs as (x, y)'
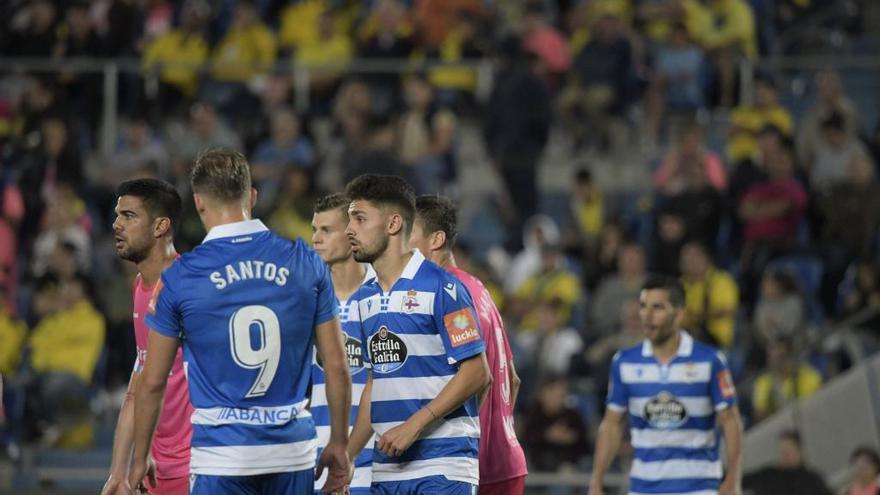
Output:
(718, 476), (740, 495)
(376, 419), (422, 457)
(588, 480), (605, 495)
(128, 456), (157, 493)
(316, 440), (352, 494)
(101, 473), (133, 495)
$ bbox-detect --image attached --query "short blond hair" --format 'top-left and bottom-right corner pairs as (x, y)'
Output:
(190, 148), (251, 203)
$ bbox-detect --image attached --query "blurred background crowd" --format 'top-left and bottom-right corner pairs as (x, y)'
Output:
(0, 0), (879, 493)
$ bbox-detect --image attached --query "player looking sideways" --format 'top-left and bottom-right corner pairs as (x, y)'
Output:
(589, 275), (743, 495)
(310, 192), (376, 495)
(103, 178), (191, 495)
(409, 194), (528, 495)
(128, 149), (352, 494)
(344, 174), (491, 494)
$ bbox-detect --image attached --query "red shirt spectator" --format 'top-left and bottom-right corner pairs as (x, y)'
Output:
(739, 146), (808, 242)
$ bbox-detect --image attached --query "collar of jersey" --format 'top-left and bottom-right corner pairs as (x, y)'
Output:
(400, 249), (425, 280)
(203, 219), (269, 242)
(641, 330), (694, 358)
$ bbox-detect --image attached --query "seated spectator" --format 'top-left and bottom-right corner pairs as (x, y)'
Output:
(743, 430), (832, 495)
(397, 74), (457, 194)
(413, 0), (483, 51)
(679, 242), (739, 348)
(511, 243), (582, 332)
(0, 179), (24, 313)
(654, 123), (727, 196)
(251, 108), (315, 214)
(521, 2), (571, 87)
(727, 75), (793, 164)
(357, 0), (416, 114)
(505, 214), (561, 295)
(2, 0), (59, 57)
(279, 0), (348, 52)
(809, 112), (870, 192)
(645, 22), (707, 140)
(142, 2), (209, 118)
(559, 12), (633, 152)
(591, 243), (646, 338)
(104, 117), (170, 184)
(294, 9), (354, 115)
(841, 261), (880, 330)
(168, 102), (242, 184)
(30, 185), (91, 278)
(0, 287), (26, 377)
(701, 0), (757, 108)
(206, 2), (276, 116)
(845, 446), (880, 495)
(753, 271), (806, 348)
(568, 168), (605, 253)
(266, 168), (315, 243)
(584, 222), (624, 290)
(796, 71), (860, 168)
(586, 299), (643, 399)
(653, 210), (688, 276)
(25, 274), (105, 448)
(425, 11), (489, 107)
(522, 375), (589, 472)
(518, 299), (584, 377)
(752, 337), (822, 422)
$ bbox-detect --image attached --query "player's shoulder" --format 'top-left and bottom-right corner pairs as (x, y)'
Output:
(613, 342), (647, 364)
(689, 338), (726, 364)
(449, 267), (484, 292)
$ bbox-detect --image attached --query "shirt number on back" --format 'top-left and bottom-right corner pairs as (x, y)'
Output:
(228, 305), (281, 398)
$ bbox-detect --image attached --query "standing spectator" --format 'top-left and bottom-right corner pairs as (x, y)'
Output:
(845, 446), (880, 495)
(484, 41), (551, 249)
(752, 337), (822, 422)
(591, 243), (647, 338)
(743, 430), (832, 495)
(654, 123), (728, 196)
(702, 0), (757, 108)
(679, 241), (739, 348)
(521, 2), (572, 87)
(522, 375), (589, 472)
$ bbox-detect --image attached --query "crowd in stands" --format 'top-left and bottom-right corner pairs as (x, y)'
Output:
(0, 0), (879, 490)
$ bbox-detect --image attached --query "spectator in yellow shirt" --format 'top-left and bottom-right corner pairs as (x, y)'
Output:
(679, 241), (739, 348)
(211, 2), (276, 83)
(701, 0), (757, 58)
(752, 336), (822, 422)
(295, 10), (354, 113)
(727, 75), (793, 163)
(142, 3), (209, 115)
(512, 243), (583, 332)
(0, 287), (26, 377)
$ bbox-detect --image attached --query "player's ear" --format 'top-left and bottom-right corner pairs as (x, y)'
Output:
(387, 213), (403, 236)
(430, 230), (446, 251)
(154, 216), (172, 238)
(248, 187), (258, 209)
(193, 193), (204, 213)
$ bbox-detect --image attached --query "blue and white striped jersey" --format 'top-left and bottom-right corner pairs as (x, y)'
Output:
(311, 266), (375, 493)
(608, 331), (737, 495)
(146, 220), (337, 476)
(349, 250), (485, 485)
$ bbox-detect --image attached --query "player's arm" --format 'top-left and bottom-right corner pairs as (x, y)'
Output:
(348, 370), (374, 459)
(376, 352), (490, 457)
(589, 407), (626, 494)
(128, 331), (178, 490)
(509, 358), (522, 409)
(315, 316), (352, 446)
(102, 371), (139, 494)
(717, 406), (743, 495)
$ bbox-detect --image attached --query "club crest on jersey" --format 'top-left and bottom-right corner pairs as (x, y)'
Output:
(402, 289), (420, 313)
(644, 392), (688, 429)
(444, 308), (480, 347)
(369, 326), (408, 374)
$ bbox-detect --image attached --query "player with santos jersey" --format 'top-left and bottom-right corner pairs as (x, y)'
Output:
(344, 174), (491, 495)
(128, 149), (352, 495)
(590, 275), (743, 495)
(410, 195), (528, 495)
(310, 192), (376, 494)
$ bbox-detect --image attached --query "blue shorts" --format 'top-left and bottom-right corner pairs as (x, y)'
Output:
(371, 476), (477, 495)
(190, 469), (313, 494)
(314, 489), (370, 495)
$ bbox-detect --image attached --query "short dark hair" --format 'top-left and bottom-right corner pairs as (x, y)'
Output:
(314, 192), (351, 216)
(117, 178), (182, 229)
(191, 148), (251, 203)
(851, 446), (880, 473)
(345, 174), (416, 236)
(642, 274), (686, 308)
(415, 195), (458, 249)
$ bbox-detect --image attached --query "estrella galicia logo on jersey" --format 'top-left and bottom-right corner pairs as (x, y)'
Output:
(369, 326), (408, 374)
(644, 392), (688, 429)
(345, 335), (365, 375)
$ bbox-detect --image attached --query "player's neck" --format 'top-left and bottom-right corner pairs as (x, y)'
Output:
(330, 257), (366, 301)
(373, 244), (414, 293)
(138, 241), (177, 286)
(201, 205), (251, 233)
(431, 250), (457, 271)
(652, 330), (681, 364)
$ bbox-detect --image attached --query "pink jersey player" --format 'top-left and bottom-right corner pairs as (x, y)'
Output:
(133, 275), (192, 486)
(449, 267), (528, 493)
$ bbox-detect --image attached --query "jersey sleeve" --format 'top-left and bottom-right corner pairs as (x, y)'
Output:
(434, 275), (485, 365)
(710, 351), (737, 410)
(312, 251), (339, 325)
(144, 271), (183, 339)
(606, 351), (628, 412)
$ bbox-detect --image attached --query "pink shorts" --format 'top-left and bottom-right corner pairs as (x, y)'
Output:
(479, 476), (526, 495)
(144, 475), (189, 495)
